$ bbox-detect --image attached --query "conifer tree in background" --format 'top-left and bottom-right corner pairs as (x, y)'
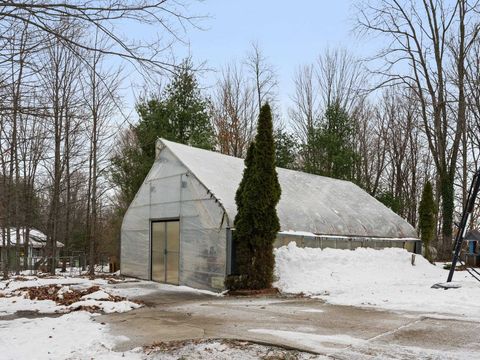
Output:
(274, 129), (298, 170)
(110, 59), (215, 209)
(230, 103), (281, 290)
(419, 180), (436, 261)
(301, 102), (358, 181)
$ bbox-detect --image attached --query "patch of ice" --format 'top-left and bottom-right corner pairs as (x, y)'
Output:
(249, 328), (365, 353)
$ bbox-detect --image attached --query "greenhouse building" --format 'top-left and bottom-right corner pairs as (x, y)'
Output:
(121, 139), (419, 291)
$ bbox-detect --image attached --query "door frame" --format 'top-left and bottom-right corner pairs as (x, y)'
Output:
(150, 218), (180, 284)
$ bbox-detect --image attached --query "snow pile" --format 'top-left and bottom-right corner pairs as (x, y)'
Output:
(82, 289), (113, 300)
(0, 311), (143, 360)
(274, 242), (480, 318)
(1, 276), (88, 292)
(0, 275), (146, 359)
(0, 296), (62, 316)
(69, 299), (142, 314)
(0, 276), (142, 315)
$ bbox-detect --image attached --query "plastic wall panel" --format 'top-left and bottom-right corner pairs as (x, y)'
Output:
(122, 206), (150, 231)
(150, 202), (180, 220)
(180, 200), (225, 229)
(150, 176), (182, 205)
(179, 185), (227, 290)
(130, 182), (151, 208)
(121, 147), (227, 291)
(274, 234), (421, 254)
(183, 175), (211, 202)
(121, 230), (149, 278)
(147, 152), (186, 180)
(303, 237), (320, 248)
(180, 228), (226, 291)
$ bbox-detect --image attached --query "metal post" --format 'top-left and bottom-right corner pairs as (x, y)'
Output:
(447, 170), (480, 282)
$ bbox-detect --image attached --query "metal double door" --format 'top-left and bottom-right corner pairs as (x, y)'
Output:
(151, 220), (180, 285)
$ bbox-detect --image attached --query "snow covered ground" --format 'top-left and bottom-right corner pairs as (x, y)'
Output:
(0, 275), (142, 316)
(2, 312), (325, 360)
(0, 274), (248, 360)
(0, 274), (146, 359)
(2, 245), (480, 359)
(274, 242), (480, 319)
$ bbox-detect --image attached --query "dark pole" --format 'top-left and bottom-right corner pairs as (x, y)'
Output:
(447, 169), (480, 282)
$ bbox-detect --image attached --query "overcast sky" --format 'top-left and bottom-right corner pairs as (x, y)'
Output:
(121, 1), (377, 124)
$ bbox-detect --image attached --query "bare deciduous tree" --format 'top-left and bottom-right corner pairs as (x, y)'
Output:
(245, 42), (278, 111)
(83, 33), (122, 277)
(316, 48), (368, 114)
(357, 0), (480, 257)
(212, 63), (256, 158)
(0, 1), (201, 74)
(289, 64), (320, 144)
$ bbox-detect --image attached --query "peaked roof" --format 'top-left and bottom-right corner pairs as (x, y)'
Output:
(0, 228), (64, 248)
(158, 139), (417, 239)
(465, 229), (480, 241)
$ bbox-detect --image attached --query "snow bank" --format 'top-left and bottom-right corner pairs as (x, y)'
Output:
(1, 276), (88, 292)
(274, 242), (480, 318)
(82, 290), (111, 301)
(0, 276), (142, 316)
(0, 296), (63, 316)
(0, 311), (143, 360)
(69, 299), (142, 313)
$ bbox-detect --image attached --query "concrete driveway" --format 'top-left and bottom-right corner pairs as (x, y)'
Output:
(100, 281), (480, 359)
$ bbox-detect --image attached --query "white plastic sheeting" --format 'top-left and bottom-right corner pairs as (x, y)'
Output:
(121, 148), (227, 291)
(158, 139), (417, 238)
(122, 139), (418, 291)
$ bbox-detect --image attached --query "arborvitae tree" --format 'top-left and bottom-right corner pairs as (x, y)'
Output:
(231, 103), (281, 290)
(224, 141), (256, 290)
(419, 180), (436, 261)
(234, 141), (256, 212)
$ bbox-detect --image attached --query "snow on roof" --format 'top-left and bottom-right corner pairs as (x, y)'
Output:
(0, 228), (64, 248)
(465, 229), (480, 241)
(157, 139), (418, 239)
